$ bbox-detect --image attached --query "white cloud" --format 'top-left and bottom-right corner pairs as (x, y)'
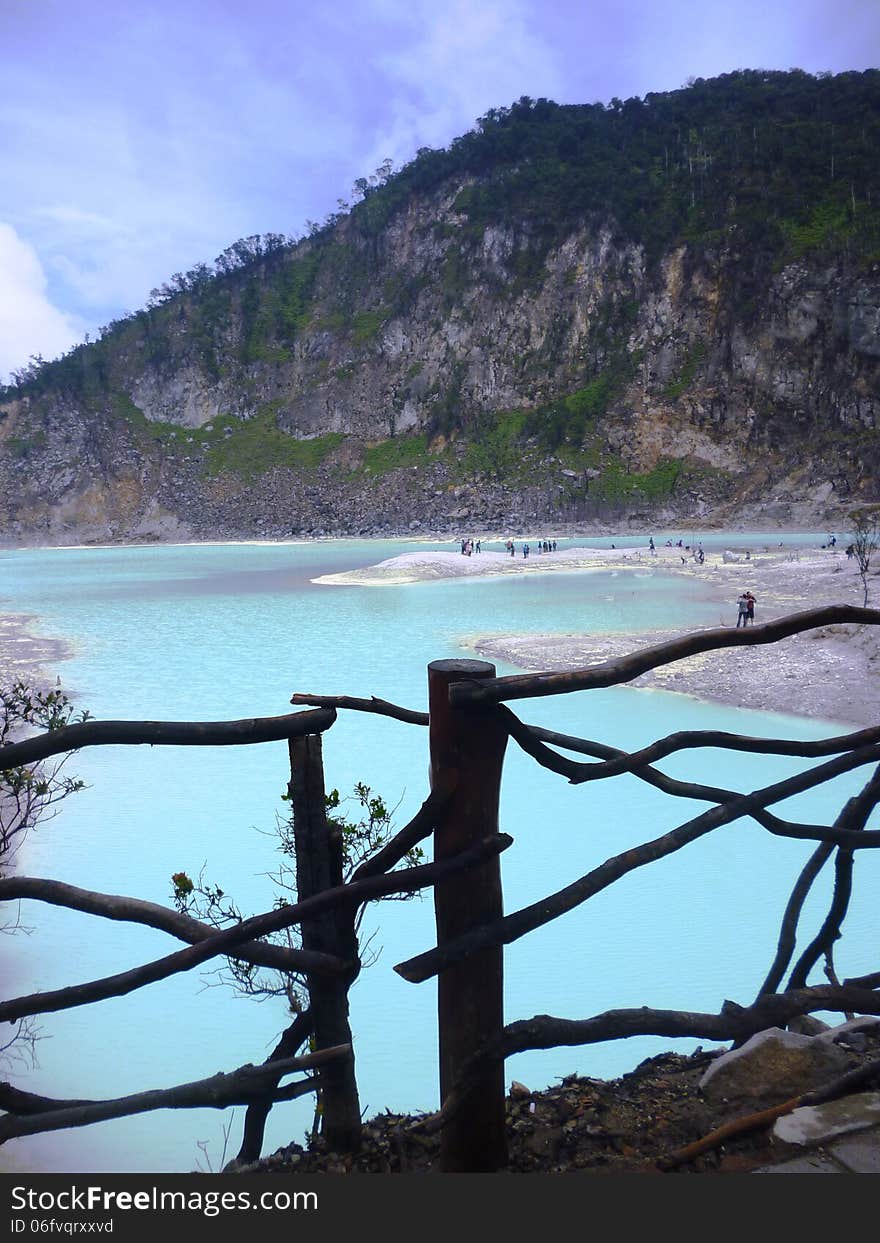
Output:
(0, 223), (83, 383)
(365, 0), (564, 168)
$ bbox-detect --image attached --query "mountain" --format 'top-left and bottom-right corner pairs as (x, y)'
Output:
(2, 68), (879, 544)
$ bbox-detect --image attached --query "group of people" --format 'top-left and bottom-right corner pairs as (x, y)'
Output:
(502, 538), (558, 557)
(736, 590), (757, 627)
(648, 535), (704, 564)
(459, 538), (481, 555)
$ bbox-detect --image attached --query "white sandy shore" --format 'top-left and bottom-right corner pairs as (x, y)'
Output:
(316, 542), (880, 728)
(313, 543), (681, 586)
(0, 613), (74, 690)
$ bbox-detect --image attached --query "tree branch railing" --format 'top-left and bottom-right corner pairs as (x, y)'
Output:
(4, 605), (880, 1172)
(0, 706), (337, 769)
(294, 605), (880, 1168)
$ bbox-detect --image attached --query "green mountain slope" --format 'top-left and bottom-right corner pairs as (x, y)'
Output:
(2, 69), (879, 543)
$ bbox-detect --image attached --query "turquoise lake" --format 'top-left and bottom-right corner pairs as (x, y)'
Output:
(1, 531), (876, 1174)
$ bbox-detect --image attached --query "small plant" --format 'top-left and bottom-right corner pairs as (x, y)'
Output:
(0, 681), (88, 874)
(849, 506), (880, 606)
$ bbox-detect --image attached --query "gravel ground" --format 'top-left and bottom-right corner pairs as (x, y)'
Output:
(244, 1030), (880, 1175)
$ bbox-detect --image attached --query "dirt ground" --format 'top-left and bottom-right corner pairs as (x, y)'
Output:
(246, 1028), (880, 1175)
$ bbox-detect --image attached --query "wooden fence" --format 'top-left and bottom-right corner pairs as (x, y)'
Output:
(2, 604), (880, 1171)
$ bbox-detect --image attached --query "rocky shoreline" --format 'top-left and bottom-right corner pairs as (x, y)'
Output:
(318, 539), (880, 728)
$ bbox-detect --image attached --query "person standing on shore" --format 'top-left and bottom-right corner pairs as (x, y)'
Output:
(736, 592), (750, 628)
(745, 591), (756, 625)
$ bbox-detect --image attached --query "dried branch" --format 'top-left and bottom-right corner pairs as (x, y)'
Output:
(290, 692), (428, 726)
(0, 877), (346, 975)
(1, 833), (512, 1022)
(448, 606), (880, 706)
(395, 745), (880, 984)
(524, 720), (880, 783)
(0, 1045), (348, 1142)
(658, 1053), (880, 1170)
(507, 707), (880, 845)
(0, 707), (337, 769)
(754, 844), (833, 999)
(758, 767), (880, 1000)
(230, 1009), (313, 1167)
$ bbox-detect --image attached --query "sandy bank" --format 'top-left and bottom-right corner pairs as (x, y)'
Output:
(313, 543), (671, 586)
(0, 613), (74, 689)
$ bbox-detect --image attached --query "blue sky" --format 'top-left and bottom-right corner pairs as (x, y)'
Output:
(1, 0), (878, 381)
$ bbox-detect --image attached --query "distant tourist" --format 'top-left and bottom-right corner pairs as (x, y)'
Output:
(523, 543), (529, 558)
(649, 536), (655, 555)
(475, 539), (481, 553)
(736, 592), (750, 628)
(746, 591), (756, 624)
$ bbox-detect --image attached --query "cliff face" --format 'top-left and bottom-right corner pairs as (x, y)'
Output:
(3, 73), (879, 544)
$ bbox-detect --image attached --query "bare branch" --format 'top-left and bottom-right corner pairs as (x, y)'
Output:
(419, 984), (880, 1135)
(786, 775), (880, 990)
(395, 745), (880, 984)
(525, 720), (880, 782)
(0, 707), (337, 769)
(759, 767), (880, 999)
(1, 834), (512, 1022)
(0, 877), (346, 976)
(754, 843), (833, 999)
(290, 693), (427, 726)
(0, 1046), (349, 1142)
(506, 707), (880, 843)
(231, 1009), (313, 1167)
(448, 606), (880, 706)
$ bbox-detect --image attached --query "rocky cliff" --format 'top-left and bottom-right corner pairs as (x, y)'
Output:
(2, 70), (879, 544)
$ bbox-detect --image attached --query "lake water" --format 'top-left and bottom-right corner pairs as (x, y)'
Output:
(1, 531), (875, 1174)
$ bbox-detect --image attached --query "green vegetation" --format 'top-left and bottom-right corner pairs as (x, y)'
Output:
(664, 341), (707, 399)
(3, 430), (46, 459)
(271, 252), (322, 341)
(351, 307), (391, 346)
(110, 394), (343, 479)
(202, 417), (344, 479)
(589, 457), (681, 503)
(524, 352), (637, 449)
(347, 69), (880, 273)
(361, 434), (429, 474)
(463, 410), (528, 478)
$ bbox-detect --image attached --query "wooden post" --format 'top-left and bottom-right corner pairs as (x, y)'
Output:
(289, 733), (362, 1153)
(428, 658), (508, 1172)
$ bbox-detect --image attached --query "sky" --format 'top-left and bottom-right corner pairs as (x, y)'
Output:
(1, 0), (878, 382)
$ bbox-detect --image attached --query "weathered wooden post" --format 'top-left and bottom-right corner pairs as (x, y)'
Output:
(428, 658), (508, 1172)
(289, 732), (362, 1153)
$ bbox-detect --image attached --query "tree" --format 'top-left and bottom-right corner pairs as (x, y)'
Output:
(0, 681), (87, 877)
(172, 769), (423, 1162)
(849, 506), (880, 605)
(0, 680), (86, 1069)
